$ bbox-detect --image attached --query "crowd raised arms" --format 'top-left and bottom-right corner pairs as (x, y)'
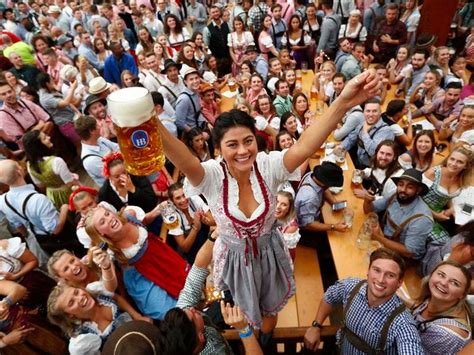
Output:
(0, 0), (474, 354)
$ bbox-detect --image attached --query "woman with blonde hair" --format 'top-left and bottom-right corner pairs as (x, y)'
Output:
(47, 284), (133, 355)
(410, 70), (445, 108)
(83, 205), (188, 320)
(107, 24), (130, 52)
(408, 260), (472, 354)
(275, 190), (300, 261)
(338, 9), (367, 43)
(312, 61), (337, 103)
(423, 144), (473, 243)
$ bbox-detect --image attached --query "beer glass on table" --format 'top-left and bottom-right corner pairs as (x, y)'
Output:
(107, 87), (165, 176)
(351, 170), (363, 190)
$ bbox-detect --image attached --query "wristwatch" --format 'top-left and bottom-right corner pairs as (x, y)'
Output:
(330, 224), (335, 230)
(311, 320), (323, 329)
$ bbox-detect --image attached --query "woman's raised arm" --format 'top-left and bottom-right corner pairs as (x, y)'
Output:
(156, 119), (205, 187)
(283, 69), (381, 173)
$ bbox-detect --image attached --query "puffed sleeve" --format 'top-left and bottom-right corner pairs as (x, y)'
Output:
(257, 150), (301, 193)
(183, 159), (223, 206)
(227, 33), (233, 47)
(68, 334), (101, 355)
(6, 237), (26, 259)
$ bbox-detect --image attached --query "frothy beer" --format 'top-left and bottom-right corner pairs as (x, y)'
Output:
(107, 87), (165, 176)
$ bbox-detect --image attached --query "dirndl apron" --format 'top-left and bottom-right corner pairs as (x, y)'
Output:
(212, 162), (295, 328)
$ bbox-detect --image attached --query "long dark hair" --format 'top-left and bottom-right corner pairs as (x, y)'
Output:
(212, 109), (256, 147)
(22, 130), (53, 173)
(371, 140), (401, 178)
(176, 43), (198, 69)
(411, 130), (436, 169)
(164, 14), (183, 35)
(137, 26), (153, 52)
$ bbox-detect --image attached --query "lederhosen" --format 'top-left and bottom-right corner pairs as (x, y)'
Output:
(2, 192), (85, 257)
(362, 170), (392, 196)
(340, 280), (406, 354)
(383, 194), (427, 242)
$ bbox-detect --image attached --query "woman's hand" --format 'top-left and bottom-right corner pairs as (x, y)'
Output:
(192, 211), (203, 231)
(2, 326), (35, 345)
(0, 271), (18, 281)
(0, 301), (9, 320)
(338, 69), (381, 109)
(220, 301), (248, 330)
(89, 246), (112, 270)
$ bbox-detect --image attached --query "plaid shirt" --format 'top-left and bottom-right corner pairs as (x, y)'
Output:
(325, 278), (423, 355)
(247, 3), (270, 33)
(177, 265), (232, 355)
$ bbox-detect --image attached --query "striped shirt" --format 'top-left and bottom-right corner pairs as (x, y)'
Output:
(324, 278), (423, 355)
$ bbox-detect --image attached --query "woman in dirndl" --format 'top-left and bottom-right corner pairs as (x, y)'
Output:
(228, 16), (255, 76)
(155, 69), (381, 341)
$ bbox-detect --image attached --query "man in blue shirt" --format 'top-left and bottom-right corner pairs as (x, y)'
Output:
(103, 41), (138, 86)
(78, 32), (103, 71)
(363, 169), (433, 260)
(340, 99), (395, 169)
(0, 159), (84, 256)
(245, 45), (269, 81)
(295, 162), (348, 233)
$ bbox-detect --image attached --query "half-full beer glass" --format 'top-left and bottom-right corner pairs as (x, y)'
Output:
(107, 87), (165, 176)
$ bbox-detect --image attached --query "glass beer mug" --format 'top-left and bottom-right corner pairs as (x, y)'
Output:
(158, 201), (180, 230)
(107, 87), (165, 176)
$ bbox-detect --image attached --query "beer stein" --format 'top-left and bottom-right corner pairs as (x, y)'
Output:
(158, 201), (180, 230)
(351, 170), (363, 189)
(228, 77), (237, 92)
(107, 87), (165, 176)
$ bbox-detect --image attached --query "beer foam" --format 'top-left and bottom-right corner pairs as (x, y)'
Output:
(107, 87), (155, 128)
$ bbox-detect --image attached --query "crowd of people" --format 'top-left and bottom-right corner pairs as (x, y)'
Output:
(0, 0), (473, 354)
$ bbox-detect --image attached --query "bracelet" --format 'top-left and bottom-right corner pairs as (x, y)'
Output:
(3, 296), (14, 307)
(208, 234), (216, 242)
(238, 325), (253, 339)
(102, 274), (115, 282)
(102, 264), (112, 271)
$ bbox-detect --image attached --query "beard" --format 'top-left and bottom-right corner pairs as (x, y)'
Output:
(396, 194), (418, 205)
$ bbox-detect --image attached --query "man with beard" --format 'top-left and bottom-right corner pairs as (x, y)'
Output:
(304, 248), (423, 353)
(413, 82), (464, 131)
(83, 95), (116, 140)
(404, 49), (430, 96)
(355, 140), (403, 200)
(363, 169), (433, 260)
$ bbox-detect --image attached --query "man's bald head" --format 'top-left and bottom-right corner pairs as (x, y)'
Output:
(0, 160), (22, 185)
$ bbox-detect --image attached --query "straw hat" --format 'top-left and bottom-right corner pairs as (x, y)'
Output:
(88, 77), (112, 95)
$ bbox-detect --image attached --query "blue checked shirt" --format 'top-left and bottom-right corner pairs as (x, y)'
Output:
(325, 278), (423, 355)
(295, 172), (325, 228)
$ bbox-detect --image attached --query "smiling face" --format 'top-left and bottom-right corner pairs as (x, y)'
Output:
(251, 76), (263, 92)
(92, 207), (124, 239)
(275, 194), (290, 219)
(278, 132), (294, 149)
(445, 88), (461, 106)
(166, 16), (176, 29)
(0, 84), (17, 106)
(56, 287), (96, 319)
(263, 16), (272, 30)
(219, 126), (258, 174)
(429, 264), (467, 304)
(88, 101), (107, 119)
(437, 48), (450, 65)
(285, 70), (296, 84)
(139, 28), (150, 42)
(375, 145), (395, 169)
(415, 134), (433, 155)
(397, 47), (409, 62)
(367, 258), (403, 304)
(423, 72), (437, 88)
(283, 115), (298, 134)
(74, 194), (97, 216)
(459, 107), (474, 128)
(171, 187), (189, 211)
(445, 151), (468, 175)
(185, 73), (201, 91)
(183, 45), (194, 60)
(54, 253), (88, 283)
(321, 63), (335, 79)
(364, 102), (381, 126)
(258, 97), (271, 114)
(270, 60), (282, 74)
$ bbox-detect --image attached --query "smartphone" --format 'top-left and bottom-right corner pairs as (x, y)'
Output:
(332, 201), (347, 211)
(461, 203), (473, 216)
(99, 242), (109, 251)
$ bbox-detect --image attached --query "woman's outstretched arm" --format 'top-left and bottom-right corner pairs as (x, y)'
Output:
(283, 69), (381, 173)
(156, 121), (205, 187)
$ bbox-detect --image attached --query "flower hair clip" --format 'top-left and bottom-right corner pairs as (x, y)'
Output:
(69, 186), (98, 211)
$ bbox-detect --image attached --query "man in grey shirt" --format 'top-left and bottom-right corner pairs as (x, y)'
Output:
(317, 0), (342, 57)
(340, 99), (395, 168)
(363, 169), (433, 260)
